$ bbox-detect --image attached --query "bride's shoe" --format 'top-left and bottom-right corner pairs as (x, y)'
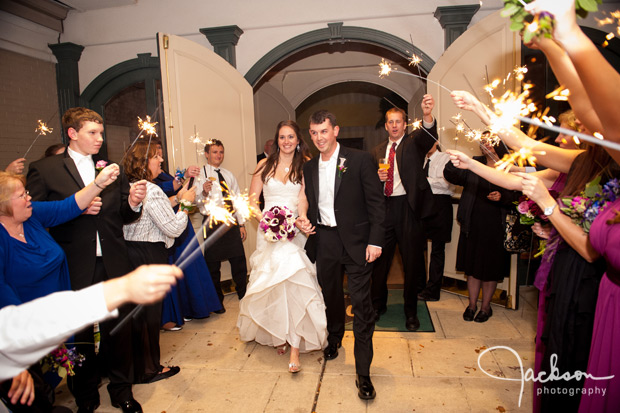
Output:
(288, 362), (301, 373)
(276, 344), (288, 355)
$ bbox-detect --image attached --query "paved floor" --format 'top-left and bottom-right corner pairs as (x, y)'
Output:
(56, 287), (538, 412)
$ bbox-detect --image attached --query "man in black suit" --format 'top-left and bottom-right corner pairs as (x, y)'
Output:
(256, 139), (274, 162)
(298, 110), (384, 400)
(27, 107), (146, 413)
(370, 94), (438, 331)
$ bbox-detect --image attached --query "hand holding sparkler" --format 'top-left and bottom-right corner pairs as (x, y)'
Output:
(514, 172), (556, 210)
(129, 180), (147, 208)
(451, 91), (495, 126)
(447, 149), (475, 170)
(523, 0), (582, 45)
(421, 94), (435, 122)
(5, 158), (26, 174)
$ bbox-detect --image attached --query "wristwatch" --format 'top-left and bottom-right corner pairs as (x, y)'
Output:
(543, 203), (557, 216)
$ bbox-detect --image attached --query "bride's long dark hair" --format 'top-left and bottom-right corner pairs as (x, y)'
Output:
(256, 120), (310, 184)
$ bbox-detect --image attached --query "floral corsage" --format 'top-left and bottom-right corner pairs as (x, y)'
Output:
(95, 160), (107, 171)
(560, 176), (620, 233)
(40, 344), (85, 378)
(337, 157), (347, 177)
(259, 205), (297, 242)
(175, 167), (186, 183)
(178, 198), (194, 213)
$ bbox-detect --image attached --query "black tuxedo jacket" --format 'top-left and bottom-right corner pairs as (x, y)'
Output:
(26, 151), (141, 290)
(303, 146), (385, 266)
(371, 123), (438, 220)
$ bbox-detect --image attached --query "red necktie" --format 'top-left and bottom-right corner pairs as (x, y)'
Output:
(384, 142), (396, 196)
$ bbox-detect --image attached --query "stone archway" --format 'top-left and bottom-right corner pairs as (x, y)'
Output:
(245, 23), (436, 87)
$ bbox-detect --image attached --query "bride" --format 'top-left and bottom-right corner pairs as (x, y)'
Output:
(237, 120), (327, 373)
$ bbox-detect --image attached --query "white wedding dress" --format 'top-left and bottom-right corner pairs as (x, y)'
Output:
(237, 178), (327, 352)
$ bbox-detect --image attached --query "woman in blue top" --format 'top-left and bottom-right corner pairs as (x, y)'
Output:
(0, 164), (121, 307)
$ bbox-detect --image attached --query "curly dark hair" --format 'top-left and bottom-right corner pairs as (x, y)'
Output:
(255, 120), (310, 184)
(122, 140), (159, 182)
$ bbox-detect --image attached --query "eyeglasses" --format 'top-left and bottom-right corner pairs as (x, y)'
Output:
(13, 190), (29, 200)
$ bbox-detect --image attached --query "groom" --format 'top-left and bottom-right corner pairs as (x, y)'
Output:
(298, 110), (385, 400)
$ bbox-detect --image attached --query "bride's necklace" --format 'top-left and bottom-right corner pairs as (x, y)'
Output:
(281, 163), (292, 173)
(1, 221), (24, 238)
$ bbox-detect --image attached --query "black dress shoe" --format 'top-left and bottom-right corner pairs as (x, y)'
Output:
(356, 375), (376, 400)
(214, 307), (226, 314)
(323, 342), (341, 360)
(474, 308), (493, 323)
(462, 306), (477, 322)
(373, 306), (387, 322)
(111, 398), (143, 413)
(405, 316), (420, 331)
(77, 404), (99, 413)
(143, 365), (181, 383)
(417, 290), (440, 302)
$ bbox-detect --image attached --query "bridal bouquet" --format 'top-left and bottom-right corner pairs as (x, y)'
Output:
(515, 190), (559, 225)
(259, 205), (297, 242)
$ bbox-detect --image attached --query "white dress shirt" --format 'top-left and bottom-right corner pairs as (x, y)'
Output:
(195, 164), (245, 225)
(0, 283), (116, 381)
(423, 150), (455, 196)
(67, 147), (102, 256)
(317, 143), (339, 226)
(383, 119), (436, 197)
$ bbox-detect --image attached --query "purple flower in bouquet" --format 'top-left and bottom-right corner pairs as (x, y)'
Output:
(259, 205), (297, 242)
(560, 177), (620, 233)
(515, 192), (557, 225)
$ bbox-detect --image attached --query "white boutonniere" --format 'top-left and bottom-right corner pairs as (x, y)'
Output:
(337, 157), (347, 177)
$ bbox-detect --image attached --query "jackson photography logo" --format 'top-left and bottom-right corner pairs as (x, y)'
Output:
(477, 346), (614, 407)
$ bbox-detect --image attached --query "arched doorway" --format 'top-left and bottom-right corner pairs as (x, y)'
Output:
(80, 53), (162, 161)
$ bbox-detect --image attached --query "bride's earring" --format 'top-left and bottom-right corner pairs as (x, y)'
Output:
(296, 144), (300, 152)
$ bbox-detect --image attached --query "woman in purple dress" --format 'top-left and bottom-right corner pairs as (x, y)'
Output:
(579, 196), (620, 412)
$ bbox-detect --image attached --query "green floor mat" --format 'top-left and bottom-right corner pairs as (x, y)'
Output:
(344, 289), (435, 332)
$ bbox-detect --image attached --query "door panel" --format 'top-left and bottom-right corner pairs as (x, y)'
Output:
(158, 33), (257, 276)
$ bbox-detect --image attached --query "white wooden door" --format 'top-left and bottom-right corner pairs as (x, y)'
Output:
(427, 11), (521, 309)
(157, 33), (257, 279)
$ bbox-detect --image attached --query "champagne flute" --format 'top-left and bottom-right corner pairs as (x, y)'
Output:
(378, 157), (390, 171)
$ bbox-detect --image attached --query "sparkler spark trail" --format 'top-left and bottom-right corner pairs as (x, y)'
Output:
(24, 120), (54, 158)
(377, 59), (453, 94)
(138, 115), (158, 136)
(495, 147), (545, 173)
(121, 115), (160, 164)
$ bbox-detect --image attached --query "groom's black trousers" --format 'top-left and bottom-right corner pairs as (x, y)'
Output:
(315, 225), (375, 376)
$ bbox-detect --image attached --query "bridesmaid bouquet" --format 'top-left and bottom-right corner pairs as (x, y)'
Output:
(501, 0), (601, 43)
(560, 177), (620, 233)
(259, 205), (297, 242)
(40, 344), (85, 378)
(515, 190), (558, 225)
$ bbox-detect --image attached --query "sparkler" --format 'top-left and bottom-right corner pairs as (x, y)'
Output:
(120, 115), (159, 164)
(23, 120), (53, 158)
(112, 186), (255, 337)
(595, 10), (620, 46)
(495, 147), (545, 173)
(378, 59), (453, 94)
(517, 116), (620, 152)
